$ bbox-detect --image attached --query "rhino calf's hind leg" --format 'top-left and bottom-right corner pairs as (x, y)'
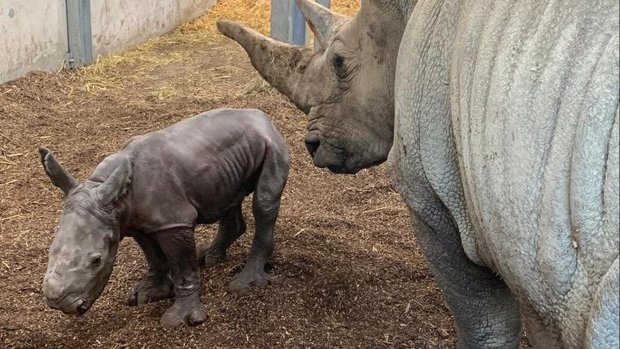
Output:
(127, 231), (174, 306)
(198, 204), (246, 268)
(153, 228), (207, 328)
(228, 149), (288, 292)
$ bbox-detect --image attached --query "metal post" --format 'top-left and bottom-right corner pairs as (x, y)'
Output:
(65, 0), (93, 69)
(271, 1), (332, 47)
(316, 1), (331, 11)
(270, 0), (306, 45)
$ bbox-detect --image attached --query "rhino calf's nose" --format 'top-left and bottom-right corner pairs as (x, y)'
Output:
(42, 272), (65, 304)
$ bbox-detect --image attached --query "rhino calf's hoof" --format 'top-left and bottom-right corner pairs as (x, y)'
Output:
(228, 269), (271, 292)
(160, 303), (207, 328)
(126, 276), (174, 306)
(203, 253), (226, 268)
(197, 245), (226, 268)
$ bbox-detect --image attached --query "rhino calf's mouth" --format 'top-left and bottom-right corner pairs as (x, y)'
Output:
(43, 291), (91, 316)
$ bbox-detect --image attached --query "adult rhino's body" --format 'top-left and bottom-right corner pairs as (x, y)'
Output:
(220, 0), (619, 347)
(392, 0), (619, 347)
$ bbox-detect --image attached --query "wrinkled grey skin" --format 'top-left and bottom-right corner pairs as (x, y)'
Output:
(217, 0), (409, 173)
(40, 108), (289, 328)
(221, 0), (619, 348)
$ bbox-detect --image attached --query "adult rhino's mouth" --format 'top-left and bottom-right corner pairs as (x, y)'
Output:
(304, 131), (357, 173)
(305, 132), (384, 174)
(327, 164), (353, 174)
(329, 158), (385, 174)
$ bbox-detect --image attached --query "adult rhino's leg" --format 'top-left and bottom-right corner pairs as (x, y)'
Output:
(198, 204), (247, 268)
(391, 0), (521, 346)
(228, 148), (289, 292)
(520, 303), (561, 347)
(127, 231), (174, 306)
(390, 118), (522, 347)
(585, 258), (619, 349)
(405, 206), (522, 348)
(391, 83), (522, 346)
(153, 228), (207, 328)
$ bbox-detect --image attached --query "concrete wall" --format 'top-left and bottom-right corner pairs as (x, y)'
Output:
(0, 0), (68, 84)
(0, 0), (216, 85)
(91, 0), (216, 57)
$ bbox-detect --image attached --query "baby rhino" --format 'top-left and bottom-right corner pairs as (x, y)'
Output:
(40, 108), (289, 328)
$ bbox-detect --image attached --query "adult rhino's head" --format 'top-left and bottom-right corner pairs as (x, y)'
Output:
(39, 148), (131, 315)
(218, 0), (408, 173)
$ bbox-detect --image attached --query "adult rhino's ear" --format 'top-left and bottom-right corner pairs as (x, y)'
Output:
(95, 158), (132, 206)
(39, 147), (79, 195)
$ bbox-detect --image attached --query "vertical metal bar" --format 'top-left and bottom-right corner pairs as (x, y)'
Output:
(316, 1), (331, 9)
(270, 0), (287, 42)
(270, 0), (306, 45)
(66, 0), (93, 69)
(291, 2), (306, 45)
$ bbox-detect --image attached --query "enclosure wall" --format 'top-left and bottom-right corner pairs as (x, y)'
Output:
(0, 0), (68, 84)
(0, 0), (215, 85)
(90, 0), (216, 57)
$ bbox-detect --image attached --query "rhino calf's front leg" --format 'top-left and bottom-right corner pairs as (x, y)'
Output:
(153, 228), (207, 328)
(127, 231), (174, 306)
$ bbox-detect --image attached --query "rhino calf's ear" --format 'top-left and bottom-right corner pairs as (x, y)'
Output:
(96, 158), (132, 205)
(39, 147), (79, 195)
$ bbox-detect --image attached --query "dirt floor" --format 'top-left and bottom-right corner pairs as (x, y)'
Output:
(0, 1), (531, 348)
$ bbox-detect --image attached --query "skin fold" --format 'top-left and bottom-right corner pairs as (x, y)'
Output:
(40, 108), (290, 328)
(221, 0), (619, 347)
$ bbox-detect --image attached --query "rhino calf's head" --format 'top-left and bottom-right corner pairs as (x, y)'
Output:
(218, 0), (407, 173)
(39, 148), (131, 315)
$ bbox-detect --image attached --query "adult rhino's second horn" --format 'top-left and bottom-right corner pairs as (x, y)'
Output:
(295, 0), (349, 48)
(217, 20), (314, 113)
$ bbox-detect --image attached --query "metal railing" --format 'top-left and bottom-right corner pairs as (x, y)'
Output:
(66, 0), (93, 69)
(270, 0), (331, 46)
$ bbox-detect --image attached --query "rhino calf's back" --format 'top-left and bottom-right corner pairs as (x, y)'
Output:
(91, 108), (289, 233)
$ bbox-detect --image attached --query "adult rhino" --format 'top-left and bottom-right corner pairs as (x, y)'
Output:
(218, 0), (619, 348)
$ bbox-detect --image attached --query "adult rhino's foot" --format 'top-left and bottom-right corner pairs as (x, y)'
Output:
(126, 274), (174, 306)
(197, 244), (226, 268)
(160, 298), (207, 328)
(228, 268), (271, 292)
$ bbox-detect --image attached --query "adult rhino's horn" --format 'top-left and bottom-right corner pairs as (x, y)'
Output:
(217, 20), (313, 112)
(296, 0), (348, 48)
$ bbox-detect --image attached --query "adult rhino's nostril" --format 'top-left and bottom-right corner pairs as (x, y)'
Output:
(305, 139), (320, 157)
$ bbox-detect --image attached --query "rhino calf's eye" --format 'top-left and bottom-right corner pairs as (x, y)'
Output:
(90, 255), (102, 267)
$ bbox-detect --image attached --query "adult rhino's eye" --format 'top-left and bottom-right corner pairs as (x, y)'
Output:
(90, 255), (102, 268)
(332, 54), (347, 78)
